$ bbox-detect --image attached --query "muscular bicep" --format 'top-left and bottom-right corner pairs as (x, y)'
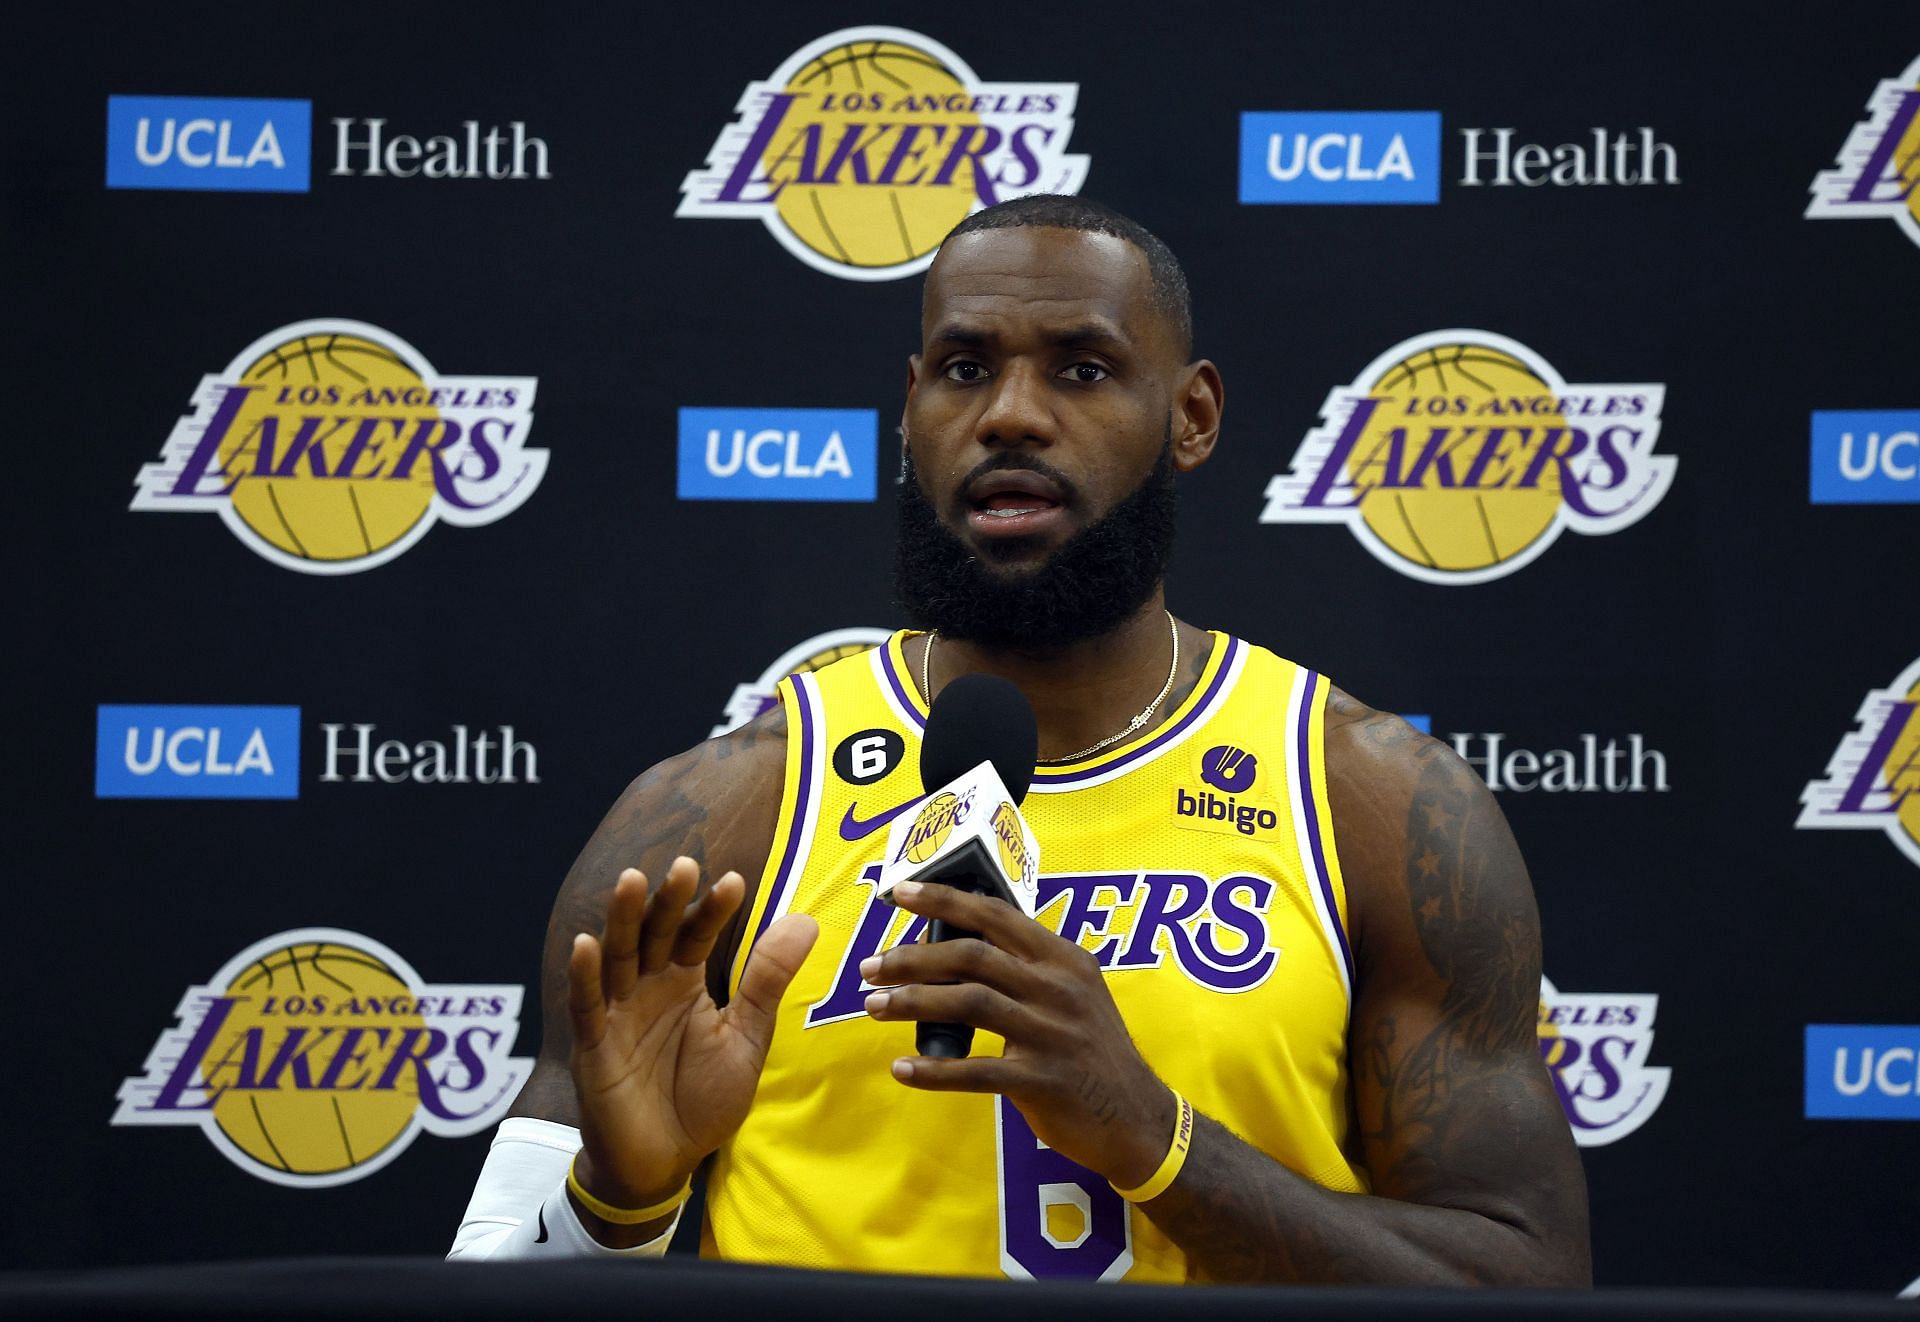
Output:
(1329, 700), (1588, 1268)
(507, 705), (786, 1124)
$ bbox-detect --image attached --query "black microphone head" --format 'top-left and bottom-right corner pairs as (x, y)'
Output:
(920, 673), (1037, 803)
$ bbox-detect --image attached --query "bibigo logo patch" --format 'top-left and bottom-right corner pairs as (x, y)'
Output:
(113, 929), (529, 1187)
(1261, 331), (1672, 584)
(1798, 656), (1920, 869)
(132, 319), (543, 574)
(677, 27), (1088, 281)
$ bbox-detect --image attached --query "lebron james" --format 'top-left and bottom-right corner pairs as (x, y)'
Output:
(450, 197), (1591, 1286)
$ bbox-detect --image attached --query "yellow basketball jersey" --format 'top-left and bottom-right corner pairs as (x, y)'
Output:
(705, 630), (1364, 1281)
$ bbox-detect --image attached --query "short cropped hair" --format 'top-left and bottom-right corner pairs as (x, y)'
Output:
(939, 195), (1195, 360)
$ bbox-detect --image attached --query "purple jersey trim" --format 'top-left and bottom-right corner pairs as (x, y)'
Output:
(1296, 669), (1355, 986)
(749, 672), (818, 953)
(878, 638), (926, 729)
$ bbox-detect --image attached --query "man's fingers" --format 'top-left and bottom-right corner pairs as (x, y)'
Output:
(864, 981), (1041, 1042)
(727, 913), (819, 1056)
(862, 936), (1037, 1000)
(638, 856), (700, 974)
(600, 869), (649, 1002)
(671, 872), (745, 968)
(888, 1054), (1020, 1095)
(887, 882), (1050, 958)
(567, 932), (608, 1052)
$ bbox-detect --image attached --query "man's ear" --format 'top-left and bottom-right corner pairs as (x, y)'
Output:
(1171, 360), (1224, 473)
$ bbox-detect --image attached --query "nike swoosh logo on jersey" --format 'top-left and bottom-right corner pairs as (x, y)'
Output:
(839, 798), (917, 841)
(536, 1207), (549, 1244)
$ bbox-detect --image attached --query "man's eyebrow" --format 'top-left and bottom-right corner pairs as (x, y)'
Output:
(1047, 322), (1128, 351)
(927, 324), (990, 348)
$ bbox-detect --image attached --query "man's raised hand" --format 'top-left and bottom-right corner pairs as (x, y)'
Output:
(566, 856), (816, 1228)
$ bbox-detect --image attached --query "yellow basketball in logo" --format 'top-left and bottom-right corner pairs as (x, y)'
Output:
(204, 941), (425, 1177)
(1537, 995), (1572, 1071)
(1348, 343), (1567, 574)
(1897, 674), (1920, 850)
(218, 333), (439, 564)
(1902, 73), (1920, 229)
(904, 791), (960, 864)
(769, 39), (982, 270)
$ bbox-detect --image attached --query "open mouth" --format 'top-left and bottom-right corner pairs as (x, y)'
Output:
(963, 470), (1069, 538)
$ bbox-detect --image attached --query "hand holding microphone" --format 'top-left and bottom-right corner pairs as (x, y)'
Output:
(874, 674), (1038, 1058)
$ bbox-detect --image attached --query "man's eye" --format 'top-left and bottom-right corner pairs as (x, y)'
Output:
(944, 361), (989, 383)
(1061, 363), (1110, 383)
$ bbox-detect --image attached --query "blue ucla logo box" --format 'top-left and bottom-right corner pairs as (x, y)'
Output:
(677, 407), (878, 502)
(1805, 1024), (1920, 1119)
(1239, 111), (1441, 205)
(96, 705), (301, 799)
(1809, 410), (1920, 504)
(106, 96), (312, 192)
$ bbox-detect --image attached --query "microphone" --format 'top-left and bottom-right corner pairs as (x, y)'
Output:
(874, 673), (1039, 1060)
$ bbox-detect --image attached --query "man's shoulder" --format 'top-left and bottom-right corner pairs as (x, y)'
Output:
(1319, 685), (1486, 879)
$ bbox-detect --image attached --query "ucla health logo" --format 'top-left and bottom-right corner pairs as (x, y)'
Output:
(1239, 112), (1441, 204)
(107, 96), (311, 192)
(132, 320), (543, 574)
(678, 408), (877, 501)
(1810, 410), (1920, 504)
(97, 705), (299, 799)
(678, 28), (1087, 280)
(1798, 657), (1920, 869)
(1538, 975), (1669, 1146)
(1807, 54), (1920, 251)
(114, 930), (529, 1186)
(1805, 1025), (1920, 1120)
(712, 628), (889, 737)
(1262, 331), (1673, 584)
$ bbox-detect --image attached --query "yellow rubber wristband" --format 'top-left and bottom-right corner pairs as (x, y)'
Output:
(1110, 1091), (1195, 1204)
(566, 1156), (693, 1226)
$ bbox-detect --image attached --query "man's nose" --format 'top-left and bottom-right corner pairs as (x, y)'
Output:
(973, 362), (1056, 450)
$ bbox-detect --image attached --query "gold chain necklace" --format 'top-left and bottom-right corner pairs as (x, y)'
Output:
(919, 610), (1182, 765)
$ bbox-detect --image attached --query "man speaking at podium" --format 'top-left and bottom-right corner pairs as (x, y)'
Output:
(450, 196), (1592, 1285)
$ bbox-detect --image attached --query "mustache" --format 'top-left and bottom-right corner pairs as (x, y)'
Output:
(949, 452), (1084, 509)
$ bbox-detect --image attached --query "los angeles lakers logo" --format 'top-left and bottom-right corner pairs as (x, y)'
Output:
(132, 320), (544, 574)
(678, 27), (1088, 281)
(711, 627), (890, 737)
(1261, 331), (1673, 585)
(113, 929), (529, 1187)
(1798, 656), (1920, 870)
(1807, 54), (1920, 252)
(898, 789), (971, 864)
(990, 800), (1035, 890)
(1536, 975), (1669, 1146)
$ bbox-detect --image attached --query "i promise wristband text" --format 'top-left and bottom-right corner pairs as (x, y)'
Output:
(566, 1157), (693, 1225)
(1111, 1091), (1195, 1204)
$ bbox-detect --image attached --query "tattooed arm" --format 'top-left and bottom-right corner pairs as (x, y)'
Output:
(1138, 691), (1591, 1285)
(507, 703), (787, 1128)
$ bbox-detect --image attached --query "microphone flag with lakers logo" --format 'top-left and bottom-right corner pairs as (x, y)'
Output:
(876, 673), (1039, 916)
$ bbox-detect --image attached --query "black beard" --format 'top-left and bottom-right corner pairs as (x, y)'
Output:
(893, 443), (1177, 652)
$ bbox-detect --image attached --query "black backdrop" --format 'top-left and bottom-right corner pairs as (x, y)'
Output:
(6, 0), (1917, 1294)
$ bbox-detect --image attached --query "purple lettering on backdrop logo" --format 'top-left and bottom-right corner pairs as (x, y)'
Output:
(1200, 745), (1258, 793)
(1536, 975), (1670, 1146)
(113, 929), (530, 1187)
(677, 26), (1087, 281)
(1797, 656), (1920, 870)
(1807, 54), (1920, 252)
(1261, 330), (1673, 585)
(711, 628), (890, 737)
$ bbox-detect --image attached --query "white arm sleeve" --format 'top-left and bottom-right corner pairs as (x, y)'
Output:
(447, 1116), (680, 1260)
